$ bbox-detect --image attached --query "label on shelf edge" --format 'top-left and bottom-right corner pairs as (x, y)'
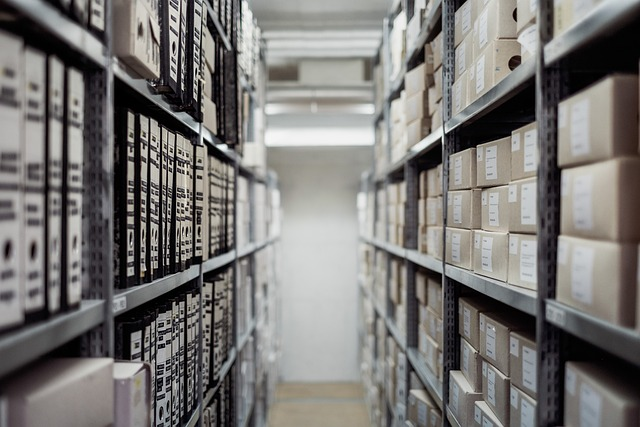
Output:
(113, 295), (127, 313)
(546, 303), (566, 326)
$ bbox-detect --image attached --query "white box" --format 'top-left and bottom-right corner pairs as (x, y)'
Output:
(508, 234), (537, 290)
(114, 362), (152, 427)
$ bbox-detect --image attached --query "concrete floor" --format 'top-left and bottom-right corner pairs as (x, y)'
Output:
(267, 383), (370, 427)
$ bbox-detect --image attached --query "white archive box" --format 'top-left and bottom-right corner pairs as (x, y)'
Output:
(510, 121), (538, 181)
(481, 185), (510, 233)
(508, 177), (537, 234)
(114, 362), (152, 427)
(0, 30), (24, 331)
(508, 234), (537, 290)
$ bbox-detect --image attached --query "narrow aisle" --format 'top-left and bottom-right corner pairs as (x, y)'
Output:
(267, 383), (370, 427)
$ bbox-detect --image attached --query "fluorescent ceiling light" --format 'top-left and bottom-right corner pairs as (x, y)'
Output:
(265, 127), (374, 147)
(265, 103), (375, 115)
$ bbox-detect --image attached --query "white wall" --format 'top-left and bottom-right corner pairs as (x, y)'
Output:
(268, 146), (372, 382)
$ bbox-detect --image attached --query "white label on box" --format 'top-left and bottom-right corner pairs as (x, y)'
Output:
(523, 346), (537, 393)
(518, 25), (538, 56)
(455, 80), (463, 112)
(454, 194), (463, 224)
(476, 55), (486, 94)
(579, 382), (602, 427)
(475, 233), (481, 249)
(521, 183), (537, 225)
(570, 99), (591, 157)
(479, 9), (489, 49)
(512, 133), (521, 152)
(509, 184), (518, 203)
(521, 399), (535, 427)
(462, 2), (472, 34)
(524, 129), (538, 172)
(482, 237), (494, 272)
(475, 405), (482, 424)
(510, 336), (519, 356)
(483, 416), (495, 427)
(558, 104), (567, 128)
(455, 156), (462, 185)
(458, 43), (467, 75)
(485, 146), (498, 180)
(573, 174), (593, 230)
(464, 307), (471, 338)
(510, 235), (519, 255)
(520, 240), (537, 284)
(487, 368), (497, 405)
(477, 146), (484, 161)
(452, 232), (462, 262)
(486, 323), (497, 359)
(482, 191), (488, 205)
(566, 367), (577, 396)
(452, 381), (460, 412)
(557, 239), (569, 265)
(511, 387), (519, 408)
(489, 193), (500, 226)
(418, 404), (428, 426)
(463, 343), (470, 372)
(571, 245), (594, 305)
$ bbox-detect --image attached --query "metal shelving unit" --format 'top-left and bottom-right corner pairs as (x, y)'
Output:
(407, 348), (443, 410)
(406, 250), (443, 274)
(203, 250), (237, 274)
(381, 128), (443, 178)
(205, 1), (233, 51)
(405, 0), (443, 65)
(204, 348), (238, 407)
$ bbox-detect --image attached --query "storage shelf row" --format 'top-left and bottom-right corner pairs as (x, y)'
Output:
(205, 1), (233, 51)
(361, 237), (443, 274)
(0, 300), (105, 379)
(407, 348), (443, 410)
(405, 0), (443, 65)
(376, 127), (443, 181)
(204, 348), (238, 408)
(203, 250), (237, 274)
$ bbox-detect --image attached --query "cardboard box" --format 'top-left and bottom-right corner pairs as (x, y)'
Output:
(408, 389), (433, 427)
(407, 118), (432, 148)
(564, 362), (640, 427)
(452, 71), (469, 116)
(419, 198), (427, 225)
(425, 335), (440, 376)
(113, 0), (160, 79)
(482, 360), (511, 426)
(427, 275), (443, 317)
(447, 189), (482, 229)
(429, 85), (442, 115)
(426, 307), (443, 347)
(474, 0), (518, 54)
(509, 330), (537, 399)
(473, 40), (521, 99)
(560, 158), (640, 241)
(517, 0), (537, 32)
(473, 230), (509, 281)
(114, 362), (152, 427)
(455, 33), (474, 81)
(480, 311), (533, 376)
(474, 400), (505, 427)
(405, 90), (429, 123)
(425, 197), (440, 226)
(1, 358), (114, 426)
(416, 271), (427, 304)
(508, 234), (538, 291)
(450, 371), (483, 427)
(431, 100), (443, 130)
(449, 148), (477, 190)
(477, 136), (512, 187)
(557, 74), (639, 167)
(459, 296), (500, 350)
(510, 385), (537, 427)
(481, 186), (510, 232)
(446, 228), (473, 270)
(405, 63), (434, 96)
(419, 171), (429, 198)
(202, 96), (218, 134)
(461, 337), (483, 393)
(557, 235), (637, 327)
(508, 177), (537, 233)
(427, 164), (443, 197)
(454, 0), (475, 47)
(431, 32), (443, 70)
(511, 121), (538, 180)
(427, 226), (444, 260)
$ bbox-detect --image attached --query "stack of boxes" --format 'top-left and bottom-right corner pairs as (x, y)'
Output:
(418, 165), (444, 259)
(555, 74), (639, 329)
(416, 271), (444, 384)
(406, 388), (443, 427)
(388, 180), (408, 246)
(429, 33), (444, 130)
(450, 296), (537, 427)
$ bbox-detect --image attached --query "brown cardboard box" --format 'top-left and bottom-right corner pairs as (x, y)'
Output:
(516, 0), (537, 32)
(427, 275), (443, 316)
(446, 228), (473, 270)
(560, 158), (640, 241)
(447, 189), (482, 229)
(511, 121), (538, 180)
(508, 234), (538, 291)
(391, 96), (406, 124)
(426, 197), (442, 226)
(556, 235), (637, 327)
(406, 90), (429, 123)
(564, 362), (640, 427)
(419, 198), (427, 225)
(450, 371), (483, 426)
(449, 148), (477, 190)
(431, 32), (443, 70)
(509, 330), (537, 399)
(454, 0), (475, 47)
(425, 335), (440, 375)
(420, 171), (429, 198)
(430, 100), (443, 130)
(477, 137), (512, 187)
(481, 186), (510, 232)
(455, 34), (474, 81)
(408, 389), (434, 427)
(482, 360), (511, 426)
(426, 307), (443, 347)
(408, 118), (432, 148)
(461, 337), (483, 393)
(427, 165), (443, 197)
(508, 177), (537, 234)
(557, 74), (639, 167)
(510, 385), (537, 427)
(473, 0), (518, 54)
(405, 63), (434, 96)
(427, 226), (444, 260)
(419, 224), (428, 253)
(452, 71), (469, 116)
(416, 271), (427, 304)
(473, 230), (509, 281)
(480, 311), (532, 376)
(474, 400), (505, 427)
(459, 296), (501, 350)
(428, 85), (442, 116)
(473, 40), (521, 99)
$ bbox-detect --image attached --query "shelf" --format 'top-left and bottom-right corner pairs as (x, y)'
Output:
(184, 405), (201, 427)
(369, 238), (407, 260)
(405, 0), (443, 65)
(238, 319), (256, 353)
(113, 62), (201, 135)
(446, 406), (462, 427)
(201, 126), (226, 149)
(445, 265), (537, 316)
(386, 318), (407, 351)
(407, 348), (443, 410)
(202, 250), (236, 274)
(545, 300), (640, 366)
(205, 1), (233, 51)
(382, 127), (443, 178)
(204, 348), (238, 407)
(544, 0), (640, 65)
(3, 0), (107, 68)
(113, 265), (200, 316)
(0, 300), (105, 379)
(445, 59), (536, 132)
(406, 250), (443, 274)
(237, 237), (277, 259)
